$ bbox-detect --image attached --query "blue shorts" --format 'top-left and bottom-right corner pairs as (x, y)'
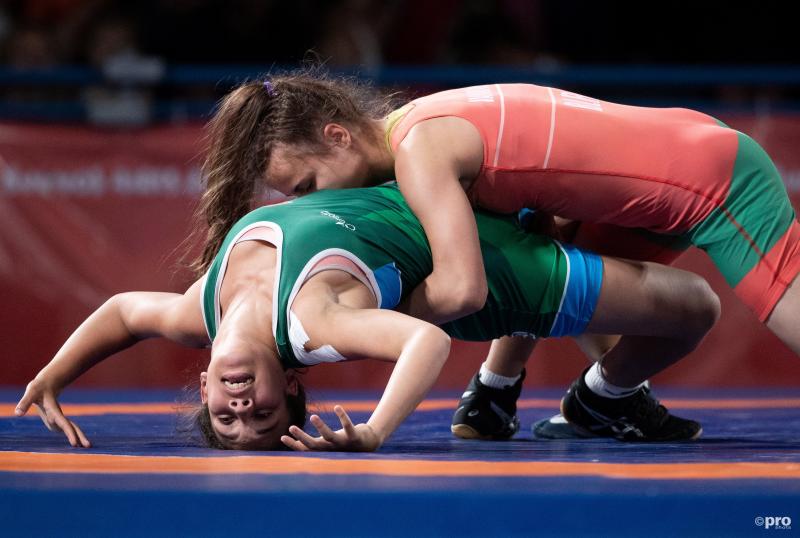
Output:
(549, 241), (603, 337)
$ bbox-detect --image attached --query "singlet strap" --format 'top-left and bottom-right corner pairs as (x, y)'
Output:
(305, 255), (376, 303)
(236, 226), (280, 246)
(384, 103), (415, 156)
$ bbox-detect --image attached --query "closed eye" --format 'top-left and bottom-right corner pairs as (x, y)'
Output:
(294, 176), (316, 195)
(218, 412), (270, 425)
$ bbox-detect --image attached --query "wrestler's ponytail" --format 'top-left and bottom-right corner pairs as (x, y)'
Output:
(190, 80), (274, 275)
(190, 67), (396, 276)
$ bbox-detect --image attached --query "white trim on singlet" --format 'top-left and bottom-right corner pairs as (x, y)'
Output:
(199, 272), (211, 341)
(305, 262), (373, 295)
(205, 222), (284, 343)
(284, 248), (382, 365)
(204, 224), (382, 367)
(285, 248), (381, 323)
(548, 240), (571, 337)
(492, 83), (506, 167)
(543, 86), (557, 168)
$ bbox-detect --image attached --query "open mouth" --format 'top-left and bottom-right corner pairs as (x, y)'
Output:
(222, 374), (254, 390)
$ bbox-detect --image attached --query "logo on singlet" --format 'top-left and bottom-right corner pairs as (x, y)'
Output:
(466, 86), (494, 103)
(320, 210), (356, 231)
(560, 90), (603, 112)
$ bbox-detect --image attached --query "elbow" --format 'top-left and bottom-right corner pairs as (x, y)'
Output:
(425, 270), (488, 321)
(467, 283), (489, 313)
(438, 328), (452, 356)
(415, 323), (451, 366)
(107, 293), (134, 330)
(431, 266), (487, 315)
(105, 294), (125, 322)
(428, 326), (452, 368)
(452, 280), (488, 317)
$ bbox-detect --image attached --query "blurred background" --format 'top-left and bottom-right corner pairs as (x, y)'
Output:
(1, 0), (799, 392)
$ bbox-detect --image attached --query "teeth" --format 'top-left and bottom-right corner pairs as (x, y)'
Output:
(224, 377), (253, 389)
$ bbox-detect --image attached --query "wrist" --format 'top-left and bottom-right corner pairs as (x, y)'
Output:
(33, 369), (63, 393)
(365, 421), (387, 448)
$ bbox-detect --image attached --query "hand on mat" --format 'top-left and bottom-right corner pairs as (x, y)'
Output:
(281, 405), (381, 452)
(15, 378), (92, 448)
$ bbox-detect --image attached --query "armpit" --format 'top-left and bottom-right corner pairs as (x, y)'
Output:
(288, 310), (348, 366)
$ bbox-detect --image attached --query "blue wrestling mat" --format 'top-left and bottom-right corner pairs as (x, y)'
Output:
(1, 387), (799, 537)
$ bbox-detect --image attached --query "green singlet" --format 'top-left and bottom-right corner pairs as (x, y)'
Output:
(202, 183), (599, 368)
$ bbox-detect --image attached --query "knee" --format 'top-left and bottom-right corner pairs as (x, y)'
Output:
(683, 275), (721, 336)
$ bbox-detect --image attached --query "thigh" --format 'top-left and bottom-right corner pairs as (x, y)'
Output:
(686, 132), (800, 320)
(585, 256), (714, 337)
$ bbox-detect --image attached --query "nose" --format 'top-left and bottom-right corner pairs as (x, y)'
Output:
(228, 398), (252, 411)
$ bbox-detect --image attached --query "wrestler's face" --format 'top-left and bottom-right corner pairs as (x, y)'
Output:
(201, 337), (297, 450)
(201, 372), (291, 451)
(266, 124), (374, 196)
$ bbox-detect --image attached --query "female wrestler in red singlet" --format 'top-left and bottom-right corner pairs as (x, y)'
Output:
(196, 73), (800, 439)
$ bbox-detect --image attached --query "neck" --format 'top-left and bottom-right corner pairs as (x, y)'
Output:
(219, 241), (278, 354)
(364, 118), (396, 179)
(221, 292), (276, 355)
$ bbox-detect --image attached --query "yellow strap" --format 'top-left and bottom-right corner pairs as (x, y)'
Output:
(383, 103), (415, 155)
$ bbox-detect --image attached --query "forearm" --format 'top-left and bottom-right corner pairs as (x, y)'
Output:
(398, 271), (486, 325)
(366, 325), (451, 445)
(394, 134), (488, 325)
(35, 295), (142, 389)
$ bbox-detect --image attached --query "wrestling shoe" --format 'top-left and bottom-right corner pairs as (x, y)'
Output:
(532, 414), (594, 440)
(451, 369), (526, 440)
(533, 381), (652, 440)
(561, 368), (702, 442)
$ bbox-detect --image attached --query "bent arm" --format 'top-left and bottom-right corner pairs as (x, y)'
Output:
(354, 311), (451, 446)
(16, 279), (208, 447)
(292, 300), (452, 450)
(24, 280), (208, 395)
(394, 117), (487, 324)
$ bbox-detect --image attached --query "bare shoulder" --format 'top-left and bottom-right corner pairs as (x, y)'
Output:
(397, 116), (483, 180)
(165, 279), (211, 346)
(401, 116), (483, 154)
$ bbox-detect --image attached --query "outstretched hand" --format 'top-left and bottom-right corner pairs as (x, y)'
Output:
(15, 378), (91, 448)
(281, 405), (382, 452)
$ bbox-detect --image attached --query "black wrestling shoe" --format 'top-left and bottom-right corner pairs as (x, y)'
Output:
(561, 368), (702, 442)
(533, 382), (653, 440)
(451, 369), (526, 440)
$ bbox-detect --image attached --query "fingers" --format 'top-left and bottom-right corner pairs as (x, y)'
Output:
(70, 420), (92, 448)
(287, 424), (333, 451)
(15, 390), (34, 417)
(51, 411), (81, 447)
(34, 404), (56, 432)
(281, 435), (309, 452)
(334, 406), (357, 437)
(310, 414), (338, 442)
(34, 398), (90, 448)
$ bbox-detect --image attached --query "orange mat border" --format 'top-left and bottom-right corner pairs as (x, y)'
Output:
(2, 398), (800, 417)
(1, 451), (799, 480)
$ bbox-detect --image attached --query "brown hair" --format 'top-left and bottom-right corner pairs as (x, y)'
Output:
(191, 67), (396, 275)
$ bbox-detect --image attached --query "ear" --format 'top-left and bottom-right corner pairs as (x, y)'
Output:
(322, 123), (352, 148)
(285, 369), (299, 397)
(200, 371), (209, 404)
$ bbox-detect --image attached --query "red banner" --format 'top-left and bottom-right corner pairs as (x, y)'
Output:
(1, 116), (799, 390)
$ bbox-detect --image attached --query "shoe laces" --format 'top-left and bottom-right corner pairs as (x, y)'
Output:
(628, 389), (668, 428)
